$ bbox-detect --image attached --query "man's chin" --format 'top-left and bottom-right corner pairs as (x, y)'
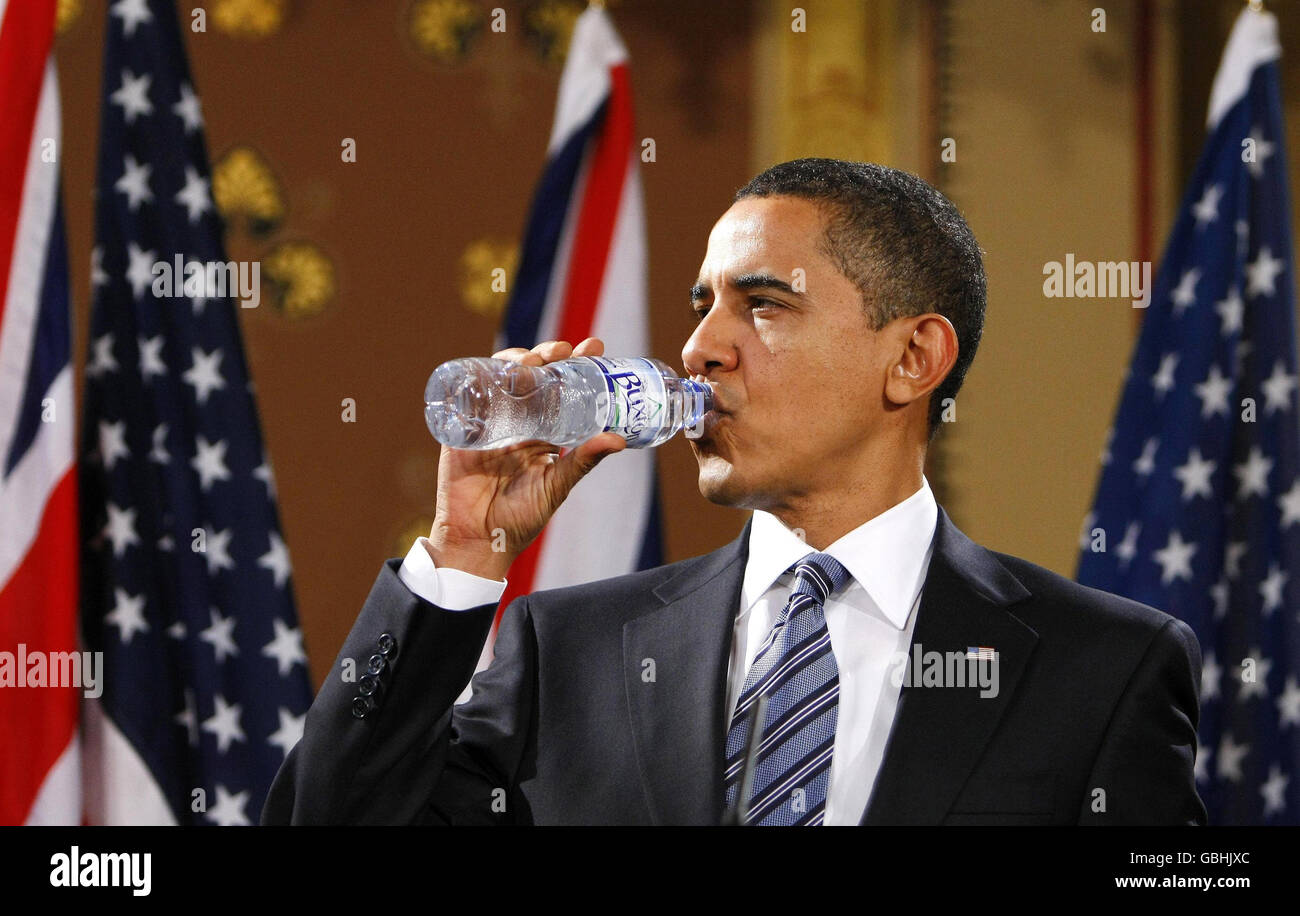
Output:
(695, 457), (747, 507)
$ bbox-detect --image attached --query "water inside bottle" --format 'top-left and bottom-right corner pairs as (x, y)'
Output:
(425, 360), (583, 448)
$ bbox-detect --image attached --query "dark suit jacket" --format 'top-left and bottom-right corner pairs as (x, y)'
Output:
(262, 505), (1207, 825)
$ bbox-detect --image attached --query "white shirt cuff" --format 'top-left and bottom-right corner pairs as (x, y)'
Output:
(397, 537), (508, 611)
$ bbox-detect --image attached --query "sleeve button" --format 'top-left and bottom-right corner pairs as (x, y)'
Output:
(359, 674), (382, 697)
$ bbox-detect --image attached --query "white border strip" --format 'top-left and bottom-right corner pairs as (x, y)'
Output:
(1207, 9), (1281, 130)
(547, 6), (628, 153)
(23, 736), (80, 825)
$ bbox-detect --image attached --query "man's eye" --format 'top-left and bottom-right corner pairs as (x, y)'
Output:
(751, 297), (781, 310)
(692, 306), (710, 321)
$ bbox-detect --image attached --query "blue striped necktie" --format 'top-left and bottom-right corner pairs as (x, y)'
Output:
(724, 552), (852, 826)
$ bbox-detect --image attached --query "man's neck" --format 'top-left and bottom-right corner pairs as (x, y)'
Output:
(767, 471), (925, 550)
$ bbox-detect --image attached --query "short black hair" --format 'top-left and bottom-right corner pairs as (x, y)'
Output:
(735, 158), (986, 442)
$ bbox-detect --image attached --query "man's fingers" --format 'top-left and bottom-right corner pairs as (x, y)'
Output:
(493, 339), (605, 366)
(491, 346), (544, 366)
(531, 340), (574, 364)
(572, 337), (605, 357)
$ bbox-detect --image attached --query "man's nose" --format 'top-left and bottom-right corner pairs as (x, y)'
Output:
(682, 306), (738, 380)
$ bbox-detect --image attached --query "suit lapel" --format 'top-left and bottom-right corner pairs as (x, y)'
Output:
(861, 506), (1037, 824)
(623, 519), (750, 825)
(621, 505), (1040, 826)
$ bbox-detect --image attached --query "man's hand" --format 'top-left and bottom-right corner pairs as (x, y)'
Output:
(426, 338), (627, 580)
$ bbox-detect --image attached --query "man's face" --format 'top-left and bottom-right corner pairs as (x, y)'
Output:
(684, 195), (899, 511)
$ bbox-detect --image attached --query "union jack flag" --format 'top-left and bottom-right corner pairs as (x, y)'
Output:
(0, 0), (79, 826)
(462, 6), (663, 693)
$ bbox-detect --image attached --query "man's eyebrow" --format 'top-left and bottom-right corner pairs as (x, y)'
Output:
(732, 273), (802, 296)
(689, 274), (803, 304)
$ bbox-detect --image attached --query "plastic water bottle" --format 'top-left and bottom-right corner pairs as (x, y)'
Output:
(424, 355), (714, 449)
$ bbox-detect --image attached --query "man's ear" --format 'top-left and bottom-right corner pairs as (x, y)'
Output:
(883, 313), (959, 408)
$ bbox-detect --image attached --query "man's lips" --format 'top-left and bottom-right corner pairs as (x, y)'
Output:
(690, 380), (733, 442)
(692, 379), (730, 414)
(695, 407), (731, 442)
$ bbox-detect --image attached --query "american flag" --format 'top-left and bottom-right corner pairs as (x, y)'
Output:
(0, 0), (80, 825)
(79, 0), (311, 825)
(1077, 8), (1300, 825)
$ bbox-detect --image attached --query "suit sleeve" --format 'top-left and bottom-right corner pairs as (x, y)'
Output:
(1077, 617), (1208, 825)
(260, 558), (531, 825)
(420, 585), (539, 825)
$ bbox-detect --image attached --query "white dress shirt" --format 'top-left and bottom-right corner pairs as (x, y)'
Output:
(729, 477), (937, 824)
(397, 476), (937, 825)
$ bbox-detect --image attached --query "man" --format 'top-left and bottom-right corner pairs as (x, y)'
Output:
(262, 159), (1206, 825)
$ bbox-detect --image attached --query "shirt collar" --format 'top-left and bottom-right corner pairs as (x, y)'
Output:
(740, 476), (939, 630)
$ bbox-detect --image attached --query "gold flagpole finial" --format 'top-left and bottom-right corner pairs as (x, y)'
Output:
(589, 0), (606, 9)
(1247, 0), (1264, 12)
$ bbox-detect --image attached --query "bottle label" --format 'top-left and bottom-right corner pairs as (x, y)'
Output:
(588, 357), (668, 447)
